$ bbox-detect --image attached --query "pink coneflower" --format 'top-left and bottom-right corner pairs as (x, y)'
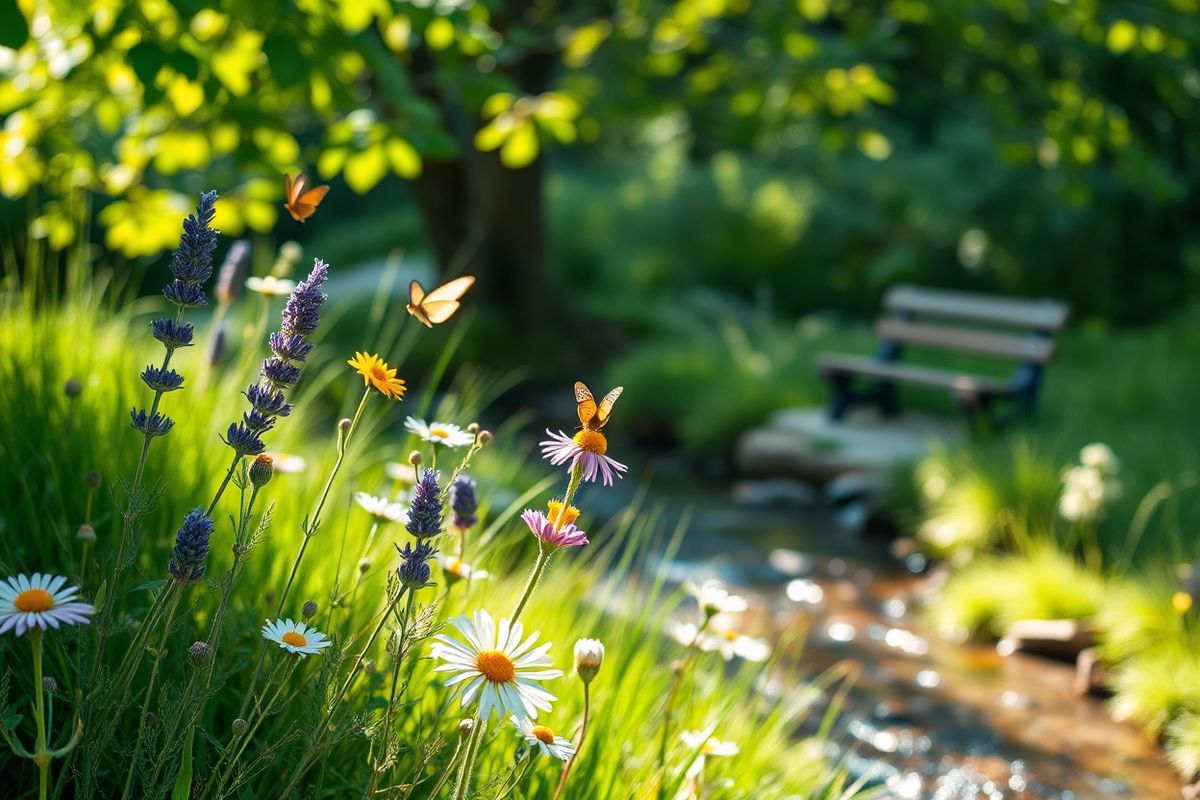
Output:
(539, 429), (627, 486)
(521, 509), (589, 549)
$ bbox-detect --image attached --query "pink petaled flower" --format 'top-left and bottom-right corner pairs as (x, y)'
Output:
(521, 509), (589, 549)
(539, 429), (628, 486)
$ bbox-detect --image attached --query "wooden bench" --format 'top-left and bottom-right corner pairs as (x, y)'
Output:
(817, 284), (1069, 425)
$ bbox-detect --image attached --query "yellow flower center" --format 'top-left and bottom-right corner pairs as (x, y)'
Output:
(14, 588), (53, 613)
(1174, 591), (1193, 614)
(475, 649), (516, 683)
(530, 725), (556, 744)
(430, 427), (450, 439)
(722, 630), (738, 641)
(572, 430), (607, 455)
(282, 631), (308, 648)
(546, 500), (580, 530)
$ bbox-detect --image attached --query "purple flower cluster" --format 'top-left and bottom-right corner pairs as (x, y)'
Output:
(449, 475), (478, 530)
(168, 507), (214, 583)
(396, 541), (435, 588)
(131, 191), (218, 440)
(406, 469), (443, 539)
(220, 260), (329, 458)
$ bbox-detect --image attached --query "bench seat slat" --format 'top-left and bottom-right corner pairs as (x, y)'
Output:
(875, 319), (1056, 363)
(885, 284), (1070, 331)
(816, 354), (1014, 397)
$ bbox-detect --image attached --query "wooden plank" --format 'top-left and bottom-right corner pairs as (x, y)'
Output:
(876, 319), (1056, 363)
(816, 354), (1013, 396)
(885, 284), (1070, 331)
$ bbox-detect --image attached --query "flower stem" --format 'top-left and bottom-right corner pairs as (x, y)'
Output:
(656, 617), (709, 800)
(510, 544), (551, 625)
(552, 683), (590, 800)
(554, 462), (584, 530)
(450, 718), (483, 800)
(121, 586), (182, 800)
(31, 629), (49, 800)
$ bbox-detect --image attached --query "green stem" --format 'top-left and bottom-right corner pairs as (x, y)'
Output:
(552, 683), (590, 800)
(32, 629), (49, 800)
(655, 617), (710, 800)
(121, 587), (183, 800)
(370, 590), (416, 794)
(450, 718), (483, 800)
(206, 658), (297, 800)
(510, 545), (551, 625)
(206, 452), (244, 516)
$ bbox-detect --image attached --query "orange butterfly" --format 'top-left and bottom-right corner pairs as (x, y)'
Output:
(575, 381), (623, 431)
(406, 275), (476, 327)
(283, 173), (330, 223)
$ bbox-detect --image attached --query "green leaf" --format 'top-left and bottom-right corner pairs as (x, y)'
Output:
(344, 145), (388, 194)
(128, 579), (167, 594)
(499, 120), (539, 168)
(386, 138), (421, 179)
(172, 727), (194, 800)
(3, 709), (22, 729)
(0, 0), (29, 49)
(263, 34), (307, 89)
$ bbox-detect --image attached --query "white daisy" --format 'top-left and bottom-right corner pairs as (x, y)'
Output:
(261, 618), (332, 657)
(512, 715), (576, 761)
(385, 461), (417, 484)
(245, 275), (296, 297)
(438, 556), (490, 584)
(681, 729), (739, 779)
(684, 579), (748, 617)
(355, 492), (409, 524)
(703, 626), (771, 663)
(431, 609), (563, 720)
(405, 417), (475, 448)
(0, 574), (94, 636)
(265, 452), (307, 474)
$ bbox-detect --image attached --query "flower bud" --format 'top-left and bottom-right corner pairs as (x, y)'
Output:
(232, 718), (248, 736)
(76, 524), (96, 543)
(302, 600), (318, 619)
(338, 418), (352, 432)
(249, 455), (274, 487)
(408, 450), (423, 466)
(86, 470), (102, 488)
(42, 676), (57, 692)
(574, 638), (605, 685)
(458, 719), (475, 738)
(188, 641), (213, 667)
(363, 659), (376, 675)
(478, 430), (493, 445)
(64, 378), (82, 398)
(144, 712), (156, 727)
(358, 557), (371, 574)
(467, 422), (480, 434)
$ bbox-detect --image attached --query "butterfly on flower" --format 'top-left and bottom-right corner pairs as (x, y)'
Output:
(406, 276), (475, 327)
(282, 173), (330, 223)
(574, 381), (622, 431)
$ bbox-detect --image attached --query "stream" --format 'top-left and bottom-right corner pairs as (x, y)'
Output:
(614, 463), (1181, 800)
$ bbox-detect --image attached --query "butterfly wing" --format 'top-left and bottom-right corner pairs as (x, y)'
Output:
(595, 386), (623, 429)
(406, 281), (432, 327)
(420, 300), (462, 324)
(422, 275), (476, 304)
(297, 185), (329, 207)
(575, 381), (598, 428)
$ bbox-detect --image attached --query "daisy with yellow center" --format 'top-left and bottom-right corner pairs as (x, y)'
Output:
(681, 728), (740, 780)
(0, 574), (94, 636)
(430, 609), (562, 720)
(347, 352), (406, 400)
(404, 416), (475, 448)
(246, 275), (297, 297)
(540, 429), (627, 486)
(438, 555), (490, 585)
(261, 618), (332, 657)
(512, 716), (576, 760)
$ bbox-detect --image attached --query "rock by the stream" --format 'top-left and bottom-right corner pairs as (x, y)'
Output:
(998, 619), (1095, 662)
(1074, 646), (1109, 697)
(736, 407), (962, 483)
(731, 478), (818, 508)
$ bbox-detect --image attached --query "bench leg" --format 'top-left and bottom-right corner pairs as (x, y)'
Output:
(827, 374), (852, 421)
(877, 381), (899, 419)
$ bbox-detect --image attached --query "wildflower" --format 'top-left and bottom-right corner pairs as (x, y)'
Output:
(385, 461), (417, 484)
(302, 600), (319, 619)
(405, 417), (473, 448)
(249, 455), (274, 487)
(540, 429), (628, 486)
(232, 719), (248, 736)
(140, 365), (185, 393)
(222, 422), (266, 457)
(346, 352), (406, 400)
(246, 275), (296, 297)
(355, 492), (409, 525)
(0, 574), (95, 636)
(1059, 463), (1121, 523)
(512, 716), (576, 761)
(86, 470), (102, 488)
(681, 730), (739, 778)
(705, 625), (770, 663)
(280, 259), (329, 337)
(76, 524), (96, 542)
(63, 378), (82, 398)
(168, 508), (214, 584)
(261, 618), (332, 657)
(521, 509), (588, 549)
(188, 641), (213, 667)
(42, 676), (56, 692)
(438, 556), (489, 585)
(546, 500), (580, 529)
(150, 319), (194, 350)
(261, 357), (302, 389)
(458, 719), (475, 737)
(215, 239), (250, 304)
(574, 638), (604, 684)
(268, 332), (315, 363)
(431, 609), (562, 720)
(168, 191), (219, 286)
(397, 541), (435, 588)
(265, 452), (306, 474)
(245, 385), (293, 419)
(449, 475), (478, 529)
(406, 469), (443, 539)
(1080, 443), (1119, 475)
(685, 579), (748, 618)
(130, 409), (174, 437)
(358, 558), (372, 574)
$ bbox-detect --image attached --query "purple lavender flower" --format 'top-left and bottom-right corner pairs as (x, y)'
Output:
(396, 541), (435, 587)
(406, 469), (443, 539)
(449, 475), (478, 530)
(168, 191), (219, 285)
(151, 319), (194, 350)
(162, 280), (207, 309)
(221, 259), (328, 459)
(140, 365), (185, 393)
(168, 508), (214, 583)
(215, 239), (250, 305)
(130, 409), (174, 437)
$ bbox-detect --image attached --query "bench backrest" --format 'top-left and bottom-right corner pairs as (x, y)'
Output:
(878, 284), (1070, 365)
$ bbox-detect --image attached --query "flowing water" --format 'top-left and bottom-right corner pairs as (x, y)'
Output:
(610, 465), (1181, 800)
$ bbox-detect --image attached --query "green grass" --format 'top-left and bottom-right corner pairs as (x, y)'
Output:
(0, 258), (869, 799)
